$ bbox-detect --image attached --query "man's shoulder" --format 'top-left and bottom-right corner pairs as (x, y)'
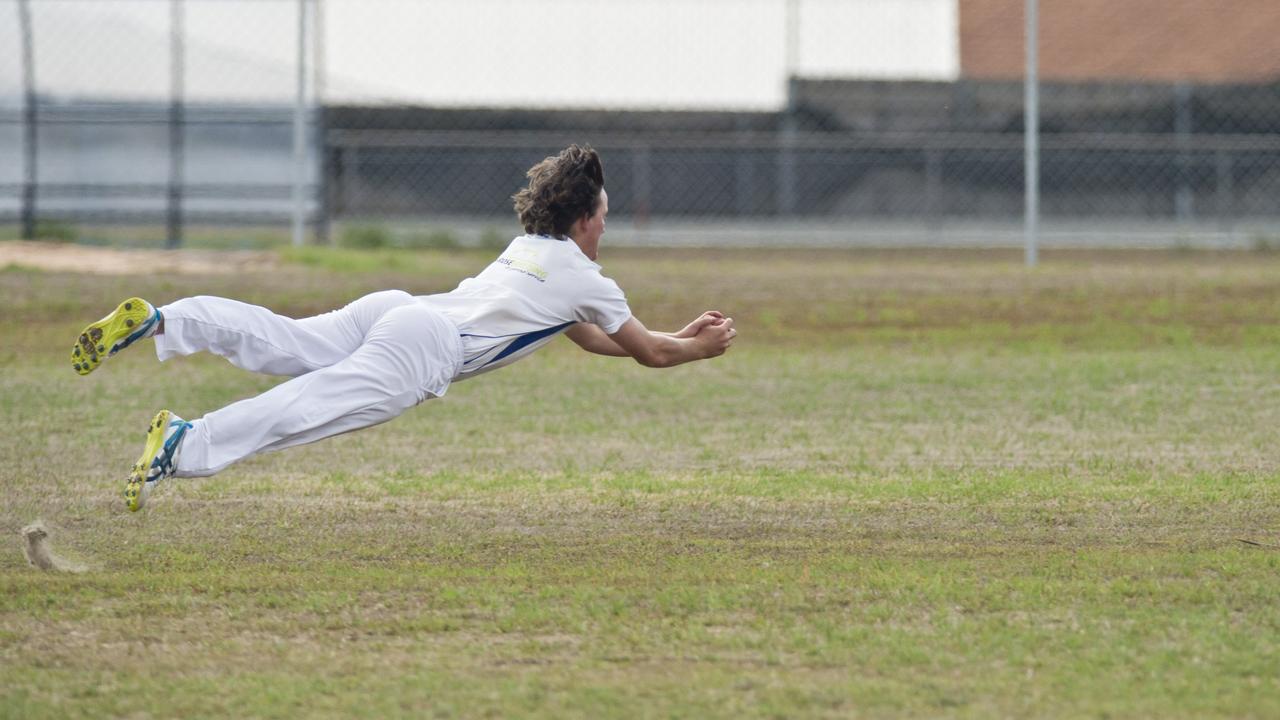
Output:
(491, 236), (621, 294)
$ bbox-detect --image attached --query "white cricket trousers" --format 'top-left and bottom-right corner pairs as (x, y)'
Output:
(153, 290), (462, 477)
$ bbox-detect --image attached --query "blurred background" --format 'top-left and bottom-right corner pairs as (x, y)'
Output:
(1, 0), (1278, 252)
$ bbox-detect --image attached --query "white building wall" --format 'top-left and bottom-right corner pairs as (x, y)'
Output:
(797, 0), (960, 81)
(1, 0), (960, 110)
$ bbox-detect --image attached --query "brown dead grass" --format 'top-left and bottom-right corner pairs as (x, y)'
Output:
(0, 241), (276, 276)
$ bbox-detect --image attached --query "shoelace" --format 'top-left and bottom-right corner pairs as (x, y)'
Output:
(149, 420), (192, 480)
(111, 309), (162, 356)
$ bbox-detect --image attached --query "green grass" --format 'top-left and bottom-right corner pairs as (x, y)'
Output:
(2, 247), (1280, 718)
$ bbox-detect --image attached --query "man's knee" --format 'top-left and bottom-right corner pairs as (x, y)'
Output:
(161, 295), (216, 318)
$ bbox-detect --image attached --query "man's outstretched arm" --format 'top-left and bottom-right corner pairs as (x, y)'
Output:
(565, 313), (736, 367)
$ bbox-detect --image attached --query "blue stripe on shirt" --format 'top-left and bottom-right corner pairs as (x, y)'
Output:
(478, 321), (576, 369)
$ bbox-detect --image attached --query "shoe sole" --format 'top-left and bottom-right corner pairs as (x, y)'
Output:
(125, 410), (171, 512)
(72, 297), (152, 376)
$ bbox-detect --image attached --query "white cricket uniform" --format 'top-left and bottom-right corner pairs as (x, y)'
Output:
(156, 235), (631, 477)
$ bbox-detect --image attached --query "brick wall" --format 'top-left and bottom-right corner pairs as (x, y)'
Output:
(961, 0), (1280, 82)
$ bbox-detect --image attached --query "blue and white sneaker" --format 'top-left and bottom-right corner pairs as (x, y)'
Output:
(72, 297), (160, 376)
(125, 410), (192, 512)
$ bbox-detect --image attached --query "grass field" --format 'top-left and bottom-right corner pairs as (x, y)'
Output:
(3, 246), (1280, 718)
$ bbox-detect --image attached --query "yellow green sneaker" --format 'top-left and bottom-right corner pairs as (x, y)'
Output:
(125, 410), (192, 512)
(72, 297), (160, 376)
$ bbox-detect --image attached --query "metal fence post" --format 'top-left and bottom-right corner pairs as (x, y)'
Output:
(778, 81), (799, 217)
(18, 0), (37, 241)
(1024, 0), (1040, 267)
(777, 0), (799, 217)
(166, 0), (185, 249)
(291, 0), (309, 247)
(314, 0), (330, 244)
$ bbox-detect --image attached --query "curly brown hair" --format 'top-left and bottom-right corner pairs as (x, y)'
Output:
(512, 144), (605, 238)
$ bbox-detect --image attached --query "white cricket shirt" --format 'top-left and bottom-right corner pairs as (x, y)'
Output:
(416, 234), (632, 379)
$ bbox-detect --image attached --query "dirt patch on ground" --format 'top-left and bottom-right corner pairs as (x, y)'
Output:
(0, 241), (276, 275)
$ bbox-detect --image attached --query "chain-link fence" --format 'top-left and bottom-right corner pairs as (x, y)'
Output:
(0, 0), (315, 247)
(2, 0), (1278, 249)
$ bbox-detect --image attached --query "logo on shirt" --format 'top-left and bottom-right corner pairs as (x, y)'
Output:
(497, 248), (549, 282)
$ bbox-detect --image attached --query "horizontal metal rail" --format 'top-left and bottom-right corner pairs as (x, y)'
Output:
(325, 129), (1280, 153)
(0, 183), (309, 199)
